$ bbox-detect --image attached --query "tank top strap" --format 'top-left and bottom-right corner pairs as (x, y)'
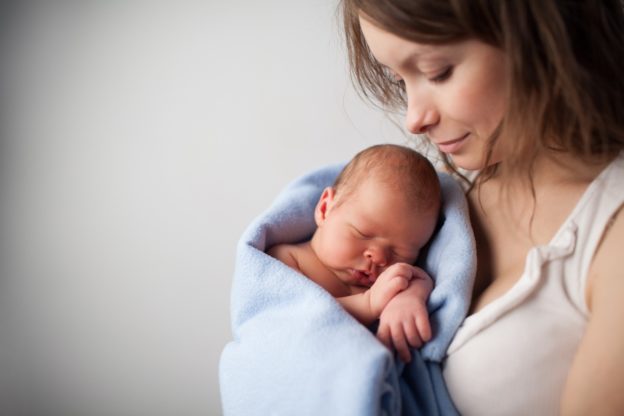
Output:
(562, 152), (624, 315)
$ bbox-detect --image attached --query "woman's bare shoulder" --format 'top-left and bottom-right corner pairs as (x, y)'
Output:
(561, 205), (624, 414)
(587, 203), (624, 310)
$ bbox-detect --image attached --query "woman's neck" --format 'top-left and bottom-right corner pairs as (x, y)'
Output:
(469, 150), (615, 243)
(483, 150), (612, 191)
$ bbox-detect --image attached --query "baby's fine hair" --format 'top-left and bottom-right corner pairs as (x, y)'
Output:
(333, 144), (441, 214)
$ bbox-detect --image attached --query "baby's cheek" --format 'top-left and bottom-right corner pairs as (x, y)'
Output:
(328, 240), (359, 266)
(331, 245), (351, 263)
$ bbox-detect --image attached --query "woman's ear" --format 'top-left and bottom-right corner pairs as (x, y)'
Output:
(314, 187), (336, 226)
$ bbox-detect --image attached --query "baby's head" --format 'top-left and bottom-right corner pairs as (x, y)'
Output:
(311, 144), (441, 287)
(332, 144), (440, 215)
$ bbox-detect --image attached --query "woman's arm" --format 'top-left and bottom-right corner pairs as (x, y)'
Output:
(561, 210), (624, 415)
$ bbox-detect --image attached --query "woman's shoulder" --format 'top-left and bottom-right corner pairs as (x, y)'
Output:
(586, 204), (624, 311)
(561, 203), (624, 413)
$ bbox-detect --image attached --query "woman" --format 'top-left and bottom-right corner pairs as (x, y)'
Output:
(342, 1), (624, 414)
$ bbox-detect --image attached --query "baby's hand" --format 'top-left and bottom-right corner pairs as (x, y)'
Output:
(367, 263), (417, 319)
(376, 267), (433, 363)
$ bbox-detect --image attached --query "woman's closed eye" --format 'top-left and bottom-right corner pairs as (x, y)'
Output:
(429, 66), (453, 83)
(387, 65), (452, 87)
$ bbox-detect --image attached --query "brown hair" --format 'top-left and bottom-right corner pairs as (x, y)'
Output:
(333, 144), (441, 214)
(342, 0), (624, 184)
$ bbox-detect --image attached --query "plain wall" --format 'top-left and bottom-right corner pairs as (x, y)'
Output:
(0, 2), (418, 415)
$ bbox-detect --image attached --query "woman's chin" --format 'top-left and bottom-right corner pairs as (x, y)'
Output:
(448, 155), (486, 171)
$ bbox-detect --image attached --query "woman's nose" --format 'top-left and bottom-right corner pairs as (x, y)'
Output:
(404, 89), (438, 134)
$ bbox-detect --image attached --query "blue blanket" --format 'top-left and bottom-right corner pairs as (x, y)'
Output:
(220, 164), (476, 415)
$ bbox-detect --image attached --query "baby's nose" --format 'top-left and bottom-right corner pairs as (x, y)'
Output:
(365, 247), (388, 268)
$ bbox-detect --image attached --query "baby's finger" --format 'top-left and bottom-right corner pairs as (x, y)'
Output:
(410, 266), (431, 281)
(391, 276), (409, 291)
(391, 323), (412, 363)
(416, 311), (432, 342)
(389, 263), (415, 281)
(377, 323), (392, 350)
(403, 319), (423, 348)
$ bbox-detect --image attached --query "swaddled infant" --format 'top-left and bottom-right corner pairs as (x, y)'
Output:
(268, 144), (441, 362)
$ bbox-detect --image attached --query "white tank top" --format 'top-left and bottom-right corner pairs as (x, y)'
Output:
(443, 153), (624, 415)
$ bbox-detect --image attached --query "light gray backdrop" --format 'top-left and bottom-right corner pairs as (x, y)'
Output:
(0, 2), (419, 415)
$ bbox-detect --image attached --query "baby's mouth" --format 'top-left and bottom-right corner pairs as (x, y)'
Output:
(350, 269), (375, 286)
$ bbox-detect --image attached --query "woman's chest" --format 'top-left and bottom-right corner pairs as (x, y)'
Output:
(444, 290), (586, 416)
(467, 182), (588, 313)
(470, 215), (529, 313)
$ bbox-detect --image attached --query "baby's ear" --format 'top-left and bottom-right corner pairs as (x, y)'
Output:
(314, 187), (336, 226)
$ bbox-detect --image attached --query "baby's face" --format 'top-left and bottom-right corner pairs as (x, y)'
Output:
(314, 177), (438, 287)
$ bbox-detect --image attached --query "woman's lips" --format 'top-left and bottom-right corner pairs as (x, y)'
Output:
(435, 133), (470, 154)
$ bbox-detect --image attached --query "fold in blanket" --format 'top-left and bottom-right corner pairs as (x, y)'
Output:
(220, 164), (476, 416)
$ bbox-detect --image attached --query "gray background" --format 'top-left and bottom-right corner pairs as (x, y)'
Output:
(0, 2), (424, 415)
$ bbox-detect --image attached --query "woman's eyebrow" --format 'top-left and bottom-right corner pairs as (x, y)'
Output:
(382, 49), (446, 74)
(389, 52), (421, 71)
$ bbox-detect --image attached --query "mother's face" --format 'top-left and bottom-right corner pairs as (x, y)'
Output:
(359, 16), (509, 171)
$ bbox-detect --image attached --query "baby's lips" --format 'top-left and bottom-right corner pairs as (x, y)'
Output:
(363, 270), (379, 285)
(351, 269), (375, 286)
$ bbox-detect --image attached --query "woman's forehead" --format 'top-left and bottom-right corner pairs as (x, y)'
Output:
(358, 15), (453, 69)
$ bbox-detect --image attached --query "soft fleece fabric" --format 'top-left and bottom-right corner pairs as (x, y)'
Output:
(220, 164), (476, 415)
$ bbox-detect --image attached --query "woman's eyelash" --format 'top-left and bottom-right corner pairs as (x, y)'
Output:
(430, 66), (453, 83)
(387, 67), (452, 86)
